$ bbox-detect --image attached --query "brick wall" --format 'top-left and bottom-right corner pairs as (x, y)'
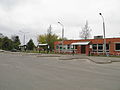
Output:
(54, 38), (120, 55)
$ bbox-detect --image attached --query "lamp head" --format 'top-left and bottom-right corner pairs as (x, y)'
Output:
(99, 13), (102, 15)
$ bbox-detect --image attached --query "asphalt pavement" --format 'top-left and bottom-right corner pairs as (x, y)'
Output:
(0, 52), (120, 90)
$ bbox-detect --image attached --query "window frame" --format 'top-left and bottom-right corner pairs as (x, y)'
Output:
(106, 44), (110, 52)
(67, 44), (70, 49)
(92, 44), (110, 52)
(56, 45), (59, 50)
(92, 44), (97, 52)
(115, 42), (120, 51)
(98, 44), (103, 52)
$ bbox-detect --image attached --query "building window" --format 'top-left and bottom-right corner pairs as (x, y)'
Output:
(67, 45), (70, 49)
(72, 45), (77, 49)
(63, 45), (67, 50)
(56, 45), (59, 49)
(106, 44), (109, 52)
(92, 44), (110, 52)
(92, 44), (97, 52)
(58, 44), (62, 50)
(75, 45), (77, 49)
(98, 44), (103, 52)
(115, 43), (120, 50)
(60, 47), (62, 49)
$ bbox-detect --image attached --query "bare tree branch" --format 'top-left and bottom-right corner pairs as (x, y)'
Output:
(80, 21), (92, 39)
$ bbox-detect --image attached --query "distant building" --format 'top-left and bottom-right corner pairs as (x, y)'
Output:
(19, 45), (27, 51)
(54, 38), (120, 56)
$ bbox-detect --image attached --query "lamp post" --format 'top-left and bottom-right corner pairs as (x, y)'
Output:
(19, 31), (29, 51)
(58, 22), (64, 53)
(99, 13), (106, 55)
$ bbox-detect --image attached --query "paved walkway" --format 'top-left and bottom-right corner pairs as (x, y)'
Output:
(1, 51), (120, 64)
(56, 54), (120, 64)
(89, 56), (120, 64)
(36, 53), (120, 64)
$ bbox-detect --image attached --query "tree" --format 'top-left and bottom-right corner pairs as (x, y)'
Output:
(80, 21), (92, 39)
(0, 38), (2, 49)
(38, 34), (47, 44)
(46, 25), (56, 50)
(2, 37), (13, 50)
(11, 35), (21, 50)
(37, 25), (63, 51)
(0, 33), (4, 38)
(26, 39), (35, 50)
(0, 33), (4, 49)
(38, 34), (59, 51)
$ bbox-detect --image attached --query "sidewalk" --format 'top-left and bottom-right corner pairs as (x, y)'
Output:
(11, 52), (120, 64)
(58, 54), (120, 64)
(88, 57), (112, 64)
(1, 51), (120, 64)
(88, 56), (120, 64)
(59, 55), (88, 60)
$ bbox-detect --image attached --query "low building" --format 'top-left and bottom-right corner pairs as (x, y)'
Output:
(37, 43), (48, 51)
(54, 38), (120, 56)
(19, 45), (27, 51)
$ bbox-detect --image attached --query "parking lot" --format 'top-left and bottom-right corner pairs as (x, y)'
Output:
(0, 53), (120, 90)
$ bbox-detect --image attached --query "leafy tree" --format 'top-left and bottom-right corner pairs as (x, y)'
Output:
(38, 34), (47, 44)
(11, 35), (21, 50)
(2, 37), (13, 50)
(0, 38), (2, 49)
(37, 25), (64, 51)
(26, 39), (35, 50)
(38, 34), (58, 50)
(80, 21), (92, 39)
(0, 33), (4, 38)
(46, 25), (57, 50)
(0, 33), (4, 49)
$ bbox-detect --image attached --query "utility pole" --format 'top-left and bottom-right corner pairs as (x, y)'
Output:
(99, 13), (106, 56)
(58, 22), (64, 53)
(19, 31), (29, 51)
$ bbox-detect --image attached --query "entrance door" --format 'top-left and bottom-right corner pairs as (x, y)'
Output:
(81, 45), (86, 54)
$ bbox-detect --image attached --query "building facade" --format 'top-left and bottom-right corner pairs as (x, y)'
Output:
(54, 38), (120, 56)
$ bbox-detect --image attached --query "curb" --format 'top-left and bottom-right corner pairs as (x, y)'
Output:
(87, 58), (112, 64)
(59, 56), (88, 60)
(37, 55), (61, 57)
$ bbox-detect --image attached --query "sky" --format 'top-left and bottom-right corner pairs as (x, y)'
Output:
(0, 0), (120, 45)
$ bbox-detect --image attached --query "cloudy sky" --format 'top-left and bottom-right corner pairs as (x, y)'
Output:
(0, 0), (120, 45)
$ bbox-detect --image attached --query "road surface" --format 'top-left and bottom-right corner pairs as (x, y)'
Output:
(0, 53), (120, 90)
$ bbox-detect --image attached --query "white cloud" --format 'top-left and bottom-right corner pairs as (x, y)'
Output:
(0, 0), (120, 44)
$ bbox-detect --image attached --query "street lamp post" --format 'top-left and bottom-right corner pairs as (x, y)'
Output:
(19, 31), (29, 51)
(19, 31), (26, 45)
(99, 13), (106, 55)
(58, 22), (64, 53)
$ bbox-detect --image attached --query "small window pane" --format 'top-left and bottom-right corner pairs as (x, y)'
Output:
(75, 45), (77, 49)
(116, 43), (120, 50)
(58, 44), (62, 50)
(98, 44), (103, 50)
(93, 44), (97, 50)
(67, 45), (70, 49)
(56, 45), (59, 49)
(92, 44), (97, 52)
(106, 44), (109, 50)
(98, 44), (103, 52)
